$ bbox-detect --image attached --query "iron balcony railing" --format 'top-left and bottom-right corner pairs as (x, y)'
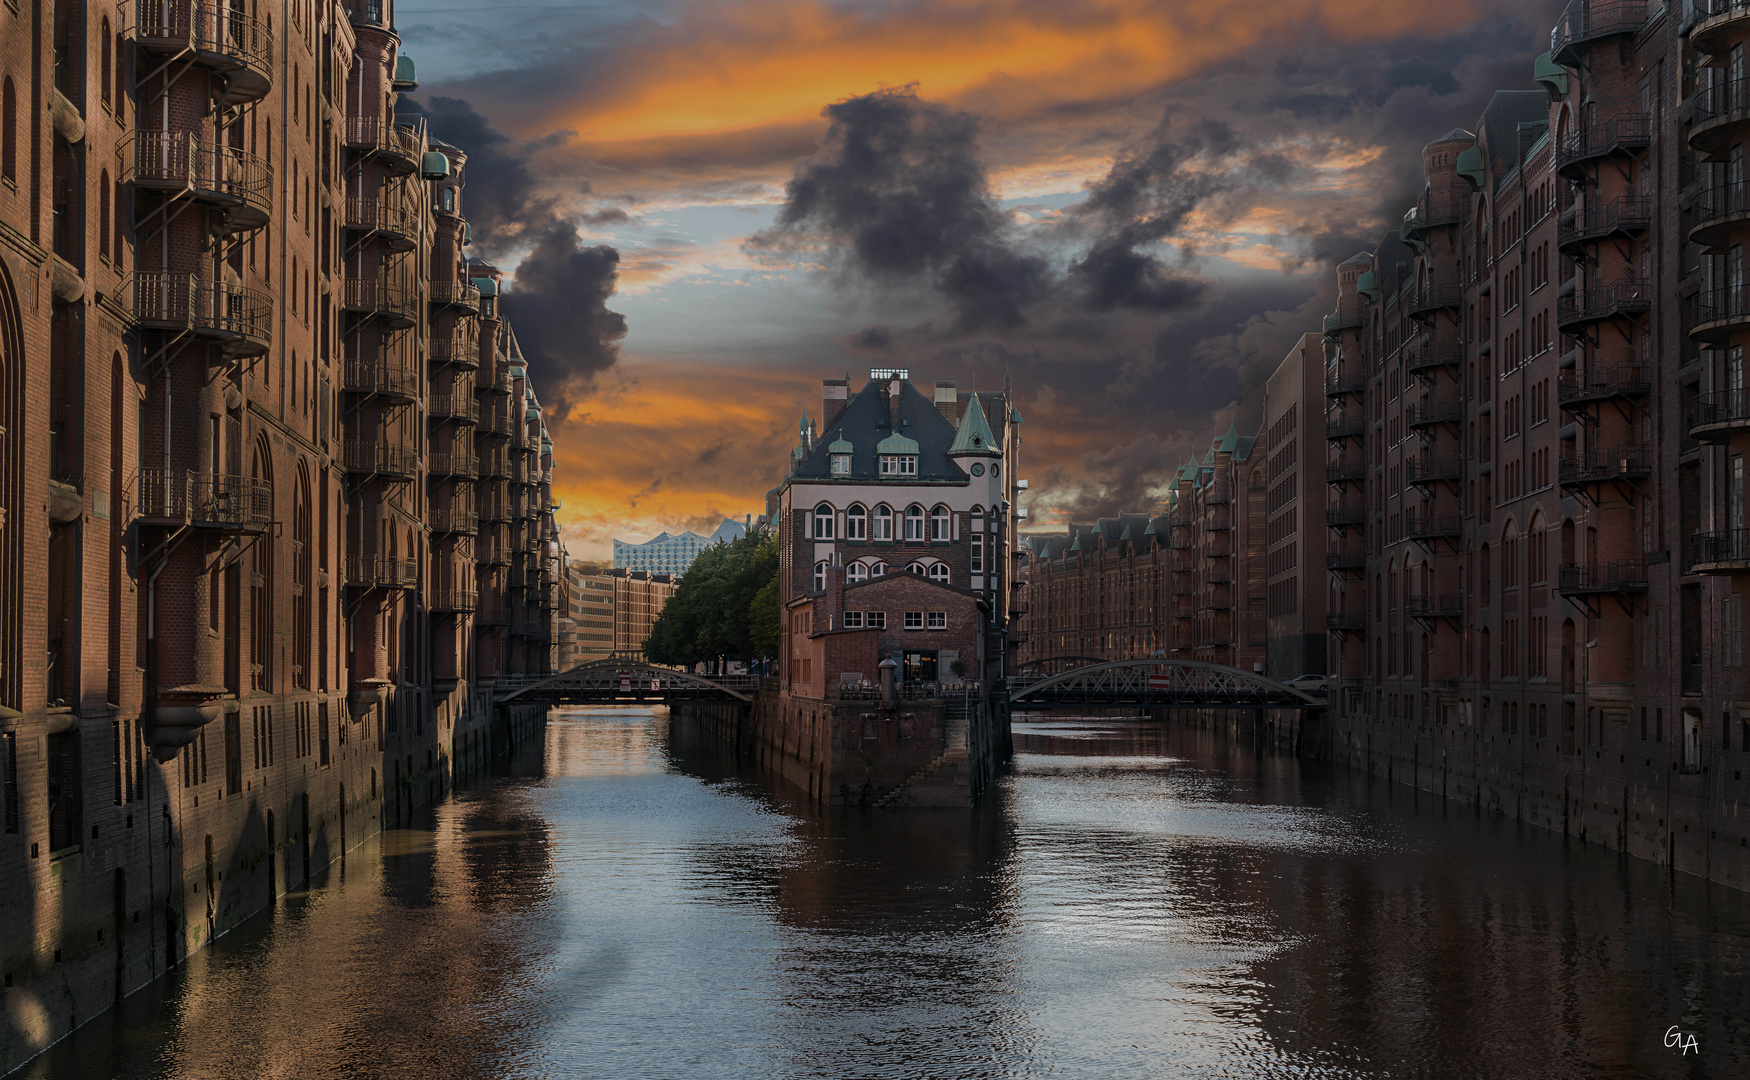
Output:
(341, 117), (422, 172)
(1692, 529), (1750, 568)
(427, 452), (478, 479)
(1323, 300), (1364, 336)
(1406, 400), (1463, 428)
(1326, 415), (1366, 440)
(1327, 548), (1367, 571)
(1552, 0), (1650, 60)
(1693, 76), (1750, 131)
(431, 334), (480, 366)
(342, 441), (419, 479)
(1693, 287), (1750, 338)
(131, 272), (273, 355)
(1558, 444), (1652, 486)
(342, 360), (421, 400)
(430, 280), (481, 311)
(1406, 457), (1462, 484)
(1558, 195), (1653, 253)
(343, 195), (419, 245)
(1691, 389), (1750, 436)
(428, 393), (480, 423)
(123, 131), (272, 229)
(480, 501), (514, 524)
(1326, 459), (1366, 483)
(341, 277), (420, 322)
(1555, 113), (1653, 176)
(346, 555), (418, 589)
(1326, 374), (1367, 397)
(1408, 280), (1463, 317)
(475, 606), (511, 626)
(1691, 181), (1750, 249)
(1557, 363), (1653, 406)
(132, 1), (274, 101)
(1326, 503), (1367, 528)
(482, 455), (514, 479)
(1404, 595), (1463, 620)
(1558, 561), (1649, 593)
(1557, 279), (1651, 329)
(1325, 612), (1366, 632)
(134, 468), (272, 531)
(1407, 341), (1463, 374)
(1401, 190), (1463, 240)
(429, 589), (479, 613)
(1404, 514), (1462, 540)
(428, 508), (478, 534)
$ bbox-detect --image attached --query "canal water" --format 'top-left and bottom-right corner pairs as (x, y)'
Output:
(16, 708), (1750, 1079)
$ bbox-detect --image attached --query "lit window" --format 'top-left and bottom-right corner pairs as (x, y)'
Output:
(831, 454), (851, 475)
(843, 611), (864, 628)
(904, 611), (924, 630)
(846, 504), (867, 539)
(930, 505), (950, 541)
(813, 561), (828, 592)
(905, 505), (924, 540)
(847, 562), (868, 582)
(880, 455), (917, 476)
(927, 564), (950, 584)
(814, 503), (835, 539)
(873, 504), (894, 541)
(927, 611), (947, 630)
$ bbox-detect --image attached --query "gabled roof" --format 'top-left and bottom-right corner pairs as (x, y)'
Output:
(792, 379), (967, 482)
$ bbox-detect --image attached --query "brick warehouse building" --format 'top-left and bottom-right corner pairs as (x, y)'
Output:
(1012, 0), (1750, 891)
(0, 0), (561, 1065)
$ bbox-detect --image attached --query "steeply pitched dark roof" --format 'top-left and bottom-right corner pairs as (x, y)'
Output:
(1477, 91), (1549, 191)
(793, 380), (967, 482)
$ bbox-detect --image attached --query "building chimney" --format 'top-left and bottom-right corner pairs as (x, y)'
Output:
(823, 378), (849, 428)
(934, 381), (958, 424)
(889, 380), (903, 432)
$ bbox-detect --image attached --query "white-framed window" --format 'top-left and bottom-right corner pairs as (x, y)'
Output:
(971, 505), (984, 532)
(846, 504), (867, 539)
(928, 563), (950, 583)
(847, 562), (868, 582)
(872, 562), (888, 577)
(880, 455), (916, 476)
(971, 533), (984, 573)
(814, 503), (834, 539)
(843, 610), (864, 629)
(927, 611), (947, 630)
(905, 504), (924, 540)
(909, 562), (927, 576)
(930, 505), (950, 541)
(873, 504), (894, 541)
(904, 611), (924, 630)
(813, 561), (828, 592)
(991, 464), (999, 478)
(831, 453), (851, 475)
(866, 611), (886, 629)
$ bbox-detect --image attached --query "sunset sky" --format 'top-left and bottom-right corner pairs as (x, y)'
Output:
(396, 0), (1565, 560)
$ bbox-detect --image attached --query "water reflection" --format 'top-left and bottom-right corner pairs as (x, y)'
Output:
(16, 711), (1750, 1079)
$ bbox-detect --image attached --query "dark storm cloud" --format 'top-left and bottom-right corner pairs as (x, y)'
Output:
(402, 96), (629, 406)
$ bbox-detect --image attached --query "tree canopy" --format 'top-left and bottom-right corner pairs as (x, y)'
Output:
(644, 532), (779, 671)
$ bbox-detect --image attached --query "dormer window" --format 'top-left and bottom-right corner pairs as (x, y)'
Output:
(831, 454), (851, 475)
(880, 455), (916, 476)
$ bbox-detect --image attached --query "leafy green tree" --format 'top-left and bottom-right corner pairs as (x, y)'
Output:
(645, 532), (779, 672)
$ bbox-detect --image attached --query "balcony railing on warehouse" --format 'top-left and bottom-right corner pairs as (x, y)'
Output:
(342, 360), (421, 401)
(427, 452), (478, 479)
(1557, 560), (1649, 595)
(341, 441), (419, 479)
(132, 1), (274, 104)
(431, 334), (480, 366)
(346, 555), (419, 589)
(429, 589), (479, 614)
(430, 280), (482, 311)
(133, 468), (273, 532)
(131, 272), (273, 356)
(124, 131), (272, 231)
(428, 508), (478, 535)
(1557, 445), (1652, 487)
(1554, 112), (1652, 177)
(428, 393), (480, 423)
(1690, 530), (1750, 571)
(343, 195), (419, 251)
(340, 277), (420, 323)
(341, 117), (421, 173)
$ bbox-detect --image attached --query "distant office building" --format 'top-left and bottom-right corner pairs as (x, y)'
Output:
(564, 561), (679, 663)
(613, 518), (748, 575)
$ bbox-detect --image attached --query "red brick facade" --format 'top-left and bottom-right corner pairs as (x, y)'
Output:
(0, 3), (561, 1065)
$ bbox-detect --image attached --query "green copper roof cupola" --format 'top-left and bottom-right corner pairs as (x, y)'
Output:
(947, 392), (1001, 457)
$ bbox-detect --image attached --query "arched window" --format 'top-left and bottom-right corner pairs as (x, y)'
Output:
(114, 175), (126, 266)
(908, 562), (926, 576)
(873, 504), (893, 541)
(905, 504), (924, 540)
(293, 471), (312, 689)
(249, 441), (274, 691)
(2, 78), (16, 183)
(98, 172), (110, 259)
(871, 562), (888, 577)
(813, 503), (834, 539)
(970, 505), (984, 532)
(813, 561), (828, 592)
(847, 562), (868, 582)
(845, 503), (867, 540)
(928, 563), (950, 583)
(114, 30), (126, 124)
(930, 505), (950, 541)
(100, 20), (112, 108)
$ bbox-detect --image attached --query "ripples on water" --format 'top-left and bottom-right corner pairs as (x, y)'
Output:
(18, 710), (1750, 1079)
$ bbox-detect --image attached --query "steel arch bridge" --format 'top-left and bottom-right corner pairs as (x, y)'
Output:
(1007, 659), (1322, 710)
(498, 657), (754, 704)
